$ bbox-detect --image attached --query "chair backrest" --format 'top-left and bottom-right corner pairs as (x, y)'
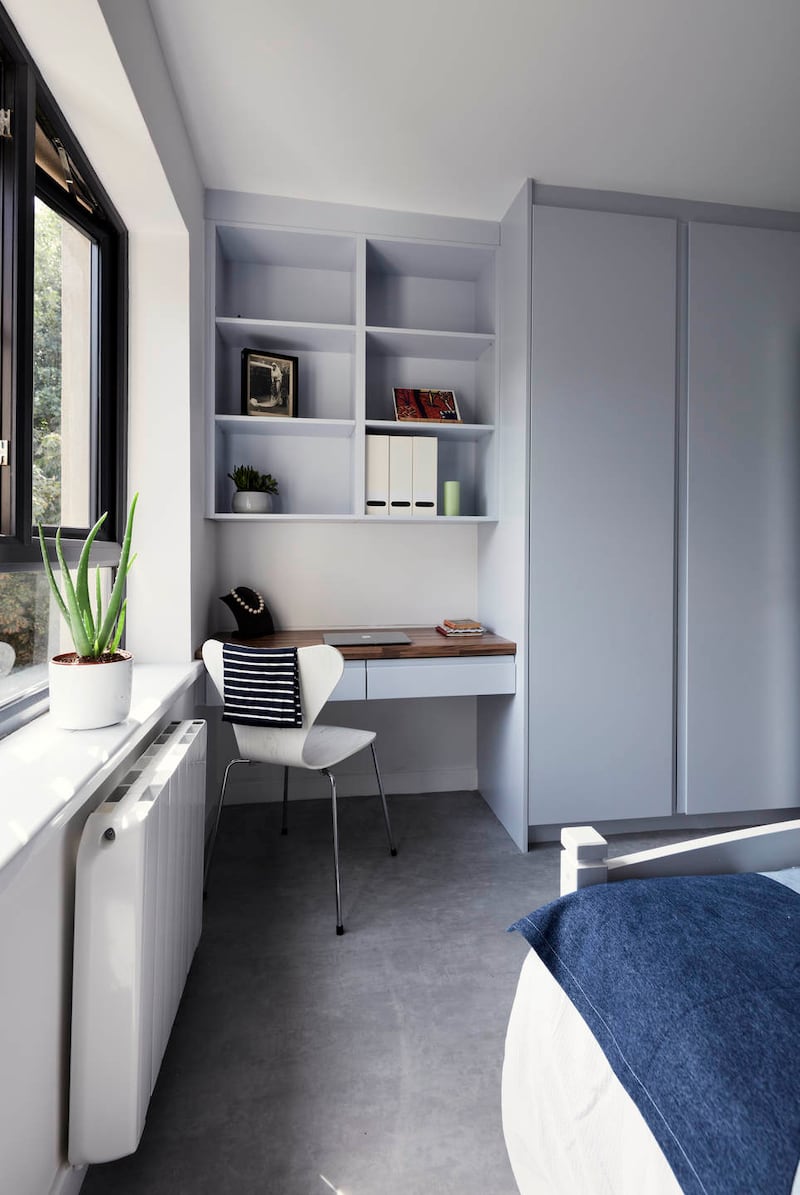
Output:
(201, 640), (344, 768)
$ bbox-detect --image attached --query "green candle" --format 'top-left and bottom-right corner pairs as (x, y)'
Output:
(443, 480), (460, 517)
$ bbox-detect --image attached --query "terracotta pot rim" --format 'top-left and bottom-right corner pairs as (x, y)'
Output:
(51, 649), (133, 666)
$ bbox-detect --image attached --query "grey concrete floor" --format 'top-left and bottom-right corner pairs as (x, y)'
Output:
(80, 792), (692, 1195)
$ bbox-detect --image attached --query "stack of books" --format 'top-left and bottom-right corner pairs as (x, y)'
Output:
(435, 618), (486, 637)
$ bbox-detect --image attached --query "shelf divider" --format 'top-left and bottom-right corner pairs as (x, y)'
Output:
(366, 327), (494, 361)
(215, 415), (355, 439)
(365, 419), (493, 441)
(216, 317), (356, 354)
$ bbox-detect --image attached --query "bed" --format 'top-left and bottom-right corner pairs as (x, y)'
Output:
(502, 821), (800, 1195)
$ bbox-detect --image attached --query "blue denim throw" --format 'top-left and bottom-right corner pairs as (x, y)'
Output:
(510, 872), (800, 1195)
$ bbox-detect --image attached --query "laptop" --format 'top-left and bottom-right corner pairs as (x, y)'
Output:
(323, 630), (412, 647)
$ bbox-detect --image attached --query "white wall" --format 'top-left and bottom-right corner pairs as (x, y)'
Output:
(211, 516), (481, 801)
(0, 826), (78, 1195)
(1, 2), (207, 1191)
(209, 696), (478, 811)
(125, 228), (194, 660)
(212, 521), (477, 631)
(476, 182), (532, 850)
(97, 0), (213, 658)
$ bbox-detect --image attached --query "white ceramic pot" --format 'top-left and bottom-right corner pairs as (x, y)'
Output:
(49, 650), (133, 730)
(232, 491), (273, 514)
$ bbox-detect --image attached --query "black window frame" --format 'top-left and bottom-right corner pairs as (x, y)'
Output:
(0, 1), (127, 568)
(0, 2), (127, 737)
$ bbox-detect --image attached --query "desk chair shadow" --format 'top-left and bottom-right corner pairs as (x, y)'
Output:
(202, 640), (397, 934)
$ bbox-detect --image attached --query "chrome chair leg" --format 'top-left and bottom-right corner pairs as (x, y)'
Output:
(204, 757), (249, 895)
(322, 767), (344, 935)
(281, 766), (289, 836)
(370, 741), (397, 856)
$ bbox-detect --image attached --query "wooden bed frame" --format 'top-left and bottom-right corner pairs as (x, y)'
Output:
(560, 819), (800, 896)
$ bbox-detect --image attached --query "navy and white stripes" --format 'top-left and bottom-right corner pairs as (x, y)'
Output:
(222, 643), (303, 727)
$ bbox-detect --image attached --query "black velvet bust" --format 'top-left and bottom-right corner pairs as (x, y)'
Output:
(220, 587), (275, 639)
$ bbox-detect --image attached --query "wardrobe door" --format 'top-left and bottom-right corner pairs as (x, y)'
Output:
(682, 223), (800, 814)
(529, 206), (677, 826)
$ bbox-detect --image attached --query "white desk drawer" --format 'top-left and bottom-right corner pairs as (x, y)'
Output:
(366, 656), (516, 700)
(329, 660), (367, 702)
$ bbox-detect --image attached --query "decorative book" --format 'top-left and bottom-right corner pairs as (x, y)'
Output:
(393, 388), (461, 422)
(436, 618), (486, 636)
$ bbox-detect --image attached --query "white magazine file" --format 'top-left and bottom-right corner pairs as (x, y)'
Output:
(389, 436), (413, 516)
(412, 436), (437, 516)
(365, 434), (389, 515)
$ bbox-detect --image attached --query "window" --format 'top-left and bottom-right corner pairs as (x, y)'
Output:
(33, 195), (94, 528)
(0, 4), (126, 731)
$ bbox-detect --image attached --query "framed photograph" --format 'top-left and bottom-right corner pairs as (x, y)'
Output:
(242, 349), (298, 418)
(392, 388), (461, 423)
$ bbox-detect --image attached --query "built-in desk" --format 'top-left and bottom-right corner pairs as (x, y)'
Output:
(198, 627), (516, 701)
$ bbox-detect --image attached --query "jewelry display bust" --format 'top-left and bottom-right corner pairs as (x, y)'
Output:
(219, 587), (275, 639)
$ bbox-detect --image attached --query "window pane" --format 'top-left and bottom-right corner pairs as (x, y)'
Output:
(0, 566), (113, 713)
(0, 571), (53, 707)
(33, 196), (94, 527)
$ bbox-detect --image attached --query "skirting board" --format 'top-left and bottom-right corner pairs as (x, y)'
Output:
(49, 1164), (86, 1195)
(224, 766), (478, 803)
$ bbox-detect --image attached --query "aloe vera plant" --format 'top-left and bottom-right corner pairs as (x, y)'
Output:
(37, 493), (138, 660)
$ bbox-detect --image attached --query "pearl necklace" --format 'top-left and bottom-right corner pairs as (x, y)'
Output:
(229, 587), (265, 616)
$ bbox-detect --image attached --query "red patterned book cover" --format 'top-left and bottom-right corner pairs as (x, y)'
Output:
(393, 388), (461, 422)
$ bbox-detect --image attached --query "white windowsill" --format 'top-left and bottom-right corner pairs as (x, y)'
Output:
(0, 662), (49, 708)
(0, 661), (202, 884)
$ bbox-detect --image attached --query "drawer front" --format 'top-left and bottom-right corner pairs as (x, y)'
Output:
(205, 661), (367, 705)
(366, 656), (516, 700)
(329, 660), (367, 702)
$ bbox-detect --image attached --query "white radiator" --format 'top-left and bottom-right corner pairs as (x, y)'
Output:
(68, 719), (207, 1165)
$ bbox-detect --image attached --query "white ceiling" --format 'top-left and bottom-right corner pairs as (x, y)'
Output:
(147, 0), (800, 221)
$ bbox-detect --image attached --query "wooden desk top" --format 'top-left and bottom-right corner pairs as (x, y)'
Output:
(197, 627), (516, 661)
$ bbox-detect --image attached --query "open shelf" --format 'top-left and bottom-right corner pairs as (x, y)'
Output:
(365, 346), (495, 426)
(215, 327), (355, 421)
(216, 317), (356, 354)
(365, 419), (493, 441)
(365, 327), (494, 361)
(209, 513), (364, 522)
(208, 221), (498, 521)
(216, 226), (356, 325)
(366, 238), (495, 334)
(216, 415), (355, 439)
(208, 513), (497, 523)
(216, 425), (354, 517)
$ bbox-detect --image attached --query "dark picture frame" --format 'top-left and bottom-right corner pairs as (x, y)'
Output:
(242, 349), (299, 418)
(392, 388), (461, 423)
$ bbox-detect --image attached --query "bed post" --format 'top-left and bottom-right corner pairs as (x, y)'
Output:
(560, 827), (609, 895)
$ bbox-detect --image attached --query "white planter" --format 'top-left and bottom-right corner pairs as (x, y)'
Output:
(232, 491), (273, 514)
(49, 651), (133, 730)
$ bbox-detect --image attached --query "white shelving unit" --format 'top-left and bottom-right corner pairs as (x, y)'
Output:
(207, 220), (498, 521)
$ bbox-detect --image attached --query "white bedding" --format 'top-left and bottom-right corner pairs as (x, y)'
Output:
(502, 950), (681, 1195)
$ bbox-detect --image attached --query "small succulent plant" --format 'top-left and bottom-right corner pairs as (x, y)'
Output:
(37, 493), (138, 660)
(227, 465), (279, 494)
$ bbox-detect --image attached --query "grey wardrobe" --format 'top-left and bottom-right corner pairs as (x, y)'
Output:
(527, 200), (800, 826)
(682, 221), (800, 815)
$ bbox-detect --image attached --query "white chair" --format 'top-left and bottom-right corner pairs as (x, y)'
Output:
(202, 639), (396, 934)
